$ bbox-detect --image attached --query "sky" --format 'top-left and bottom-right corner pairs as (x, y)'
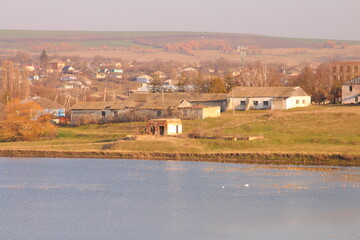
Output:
(1, 0), (359, 40)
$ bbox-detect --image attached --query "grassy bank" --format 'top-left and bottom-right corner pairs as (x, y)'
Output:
(0, 105), (360, 165)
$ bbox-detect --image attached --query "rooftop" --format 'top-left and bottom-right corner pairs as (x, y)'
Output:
(343, 76), (360, 85)
(228, 86), (309, 98)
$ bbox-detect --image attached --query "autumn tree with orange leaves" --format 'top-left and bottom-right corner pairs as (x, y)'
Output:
(0, 99), (57, 141)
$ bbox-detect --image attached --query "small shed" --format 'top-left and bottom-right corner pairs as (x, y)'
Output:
(146, 119), (182, 136)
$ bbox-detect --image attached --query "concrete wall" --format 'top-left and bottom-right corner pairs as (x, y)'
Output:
(227, 96), (311, 111)
(191, 100), (228, 112)
(285, 96), (311, 109)
(227, 97), (272, 110)
(202, 106), (221, 119)
(71, 109), (114, 125)
(342, 84), (360, 104)
(271, 100), (286, 110)
(167, 122), (182, 135)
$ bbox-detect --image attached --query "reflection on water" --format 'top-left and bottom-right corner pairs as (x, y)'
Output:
(1, 157), (360, 240)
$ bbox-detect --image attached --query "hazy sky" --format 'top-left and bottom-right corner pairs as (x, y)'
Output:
(1, 0), (359, 40)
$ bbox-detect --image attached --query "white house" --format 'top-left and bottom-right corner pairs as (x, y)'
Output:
(60, 74), (77, 81)
(342, 76), (360, 104)
(227, 86), (311, 111)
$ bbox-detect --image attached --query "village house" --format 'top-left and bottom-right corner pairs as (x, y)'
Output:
(24, 65), (36, 72)
(227, 86), (311, 111)
(152, 71), (167, 80)
(342, 76), (360, 104)
(136, 83), (178, 92)
(48, 60), (65, 73)
(60, 74), (77, 81)
(28, 75), (40, 81)
(135, 75), (153, 83)
(94, 73), (107, 79)
(108, 68), (123, 74)
(62, 66), (76, 74)
(109, 73), (123, 79)
(146, 119), (182, 136)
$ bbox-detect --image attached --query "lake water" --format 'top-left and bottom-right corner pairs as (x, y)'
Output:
(1, 157), (360, 240)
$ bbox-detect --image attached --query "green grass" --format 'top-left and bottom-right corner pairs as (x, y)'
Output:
(1, 105), (360, 155)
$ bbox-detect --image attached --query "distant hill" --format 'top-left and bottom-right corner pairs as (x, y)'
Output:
(1, 30), (359, 52)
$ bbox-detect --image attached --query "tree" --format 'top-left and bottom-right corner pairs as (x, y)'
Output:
(0, 99), (57, 141)
(223, 71), (235, 92)
(40, 49), (49, 68)
(176, 73), (190, 92)
(0, 61), (31, 100)
(289, 66), (316, 101)
(148, 75), (163, 93)
(208, 77), (226, 93)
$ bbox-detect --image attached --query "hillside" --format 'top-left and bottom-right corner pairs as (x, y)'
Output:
(1, 30), (359, 50)
(1, 30), (360, 65)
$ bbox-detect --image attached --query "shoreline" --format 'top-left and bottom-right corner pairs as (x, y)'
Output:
(0, 149), (359, 166)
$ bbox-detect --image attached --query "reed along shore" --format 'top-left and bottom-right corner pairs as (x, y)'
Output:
(0, 149), (359, 166)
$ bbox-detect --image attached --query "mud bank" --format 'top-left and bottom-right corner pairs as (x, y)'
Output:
(0, 149), (360, 166)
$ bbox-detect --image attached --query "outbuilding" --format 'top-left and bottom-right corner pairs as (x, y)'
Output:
(146, 119), (182, 136)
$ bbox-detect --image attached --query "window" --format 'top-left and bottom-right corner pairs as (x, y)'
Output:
(263, 101), (269, 106)
(302, 99), (306, 104)
(157, 110), (161, 117)
(333, 66), (337, 73)
(296, 100), (299, 104)
(101, 111), (106, 117)
(355, 66), (359, 72)
(350, 86), (353, 92)
(356, 96), (359, 103)
(253, 101), (258, 106)
(340, 66), (344, 72)
(240, 101), (246, 106)
(113, 111), (118, 117)
(176, 125), (179, 134)
(333, 75), (337, 81)
(347, 66), (351, 72)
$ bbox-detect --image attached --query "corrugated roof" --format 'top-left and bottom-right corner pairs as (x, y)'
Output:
(228, 87), (308, 98)
(70, 92), (227, 111)
(71, 102), (116, 110)
(24, 97), (63, 109)
(343, 76), (360, 85)
(126, 92), (227, 102)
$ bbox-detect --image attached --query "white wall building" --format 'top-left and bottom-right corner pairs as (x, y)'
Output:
(227, 86), (311, 111)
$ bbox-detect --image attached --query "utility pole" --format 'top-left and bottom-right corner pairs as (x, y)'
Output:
(103, 76), (108, 102)
(232, 88), (235, 116)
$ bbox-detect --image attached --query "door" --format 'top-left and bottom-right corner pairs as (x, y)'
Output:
(159, 126), (165, 135)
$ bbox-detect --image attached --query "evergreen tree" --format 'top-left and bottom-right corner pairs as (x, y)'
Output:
(40, 49), (49, 68)
(208, 77), (226, 93)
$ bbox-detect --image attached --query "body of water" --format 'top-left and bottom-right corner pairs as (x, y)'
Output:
(1, 157), (360, 240)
